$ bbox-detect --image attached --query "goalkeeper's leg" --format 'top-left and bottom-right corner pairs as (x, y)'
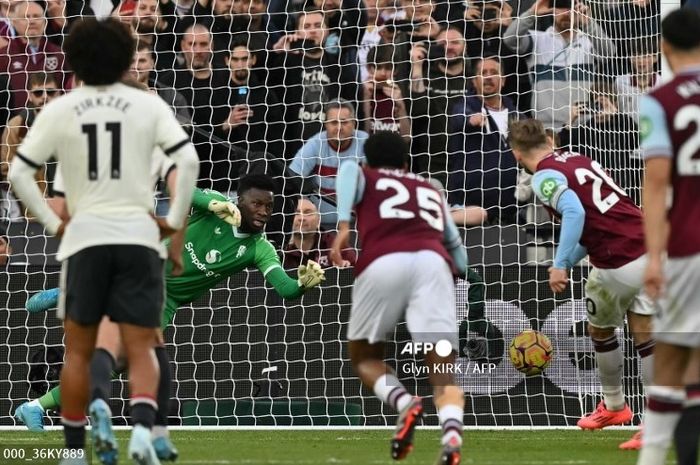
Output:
(349, 340), (422, 461)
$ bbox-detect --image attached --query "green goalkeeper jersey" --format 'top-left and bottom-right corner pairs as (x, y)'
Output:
(162, 188), (303, 326)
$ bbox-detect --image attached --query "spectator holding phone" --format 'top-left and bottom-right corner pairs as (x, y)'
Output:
(463, 0), (532, 112)
(503, 0), (616, 129)
(409, 25), (469, 187)
(615, 37), (659, 120)
(362, 44), (410, 140)
(268, 9), (357, 157)
(559, 80), (639, 202)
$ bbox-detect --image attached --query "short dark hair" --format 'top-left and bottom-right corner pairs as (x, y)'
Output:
(27, 71), (58, 90)
(64, 18), (135, 85)
(364, 131), (408, 169)
(366, 43), (396, 70)
(238, 173), (277, 196)
(662, 8), (700, 51)
(136, 41), (155, 60)
(471, 55), (502, 75)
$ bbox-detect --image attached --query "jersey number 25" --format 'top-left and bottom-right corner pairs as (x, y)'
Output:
(376, 178), (444, 231)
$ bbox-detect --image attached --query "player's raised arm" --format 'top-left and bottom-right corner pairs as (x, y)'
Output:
(154, 100), (199, 231)
(191, 188), (241, 226)
(330, 160), (365, 266)
(8, 105), (63, 235)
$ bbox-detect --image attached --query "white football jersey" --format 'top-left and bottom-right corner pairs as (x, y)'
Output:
(17, 82), (190, 260)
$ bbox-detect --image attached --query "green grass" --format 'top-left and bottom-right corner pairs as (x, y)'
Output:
(0, 429), (676, 465)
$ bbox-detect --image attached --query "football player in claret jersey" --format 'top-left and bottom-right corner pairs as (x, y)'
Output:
(330, 131), (468, 465)
(8, 17), (200, 465)
(508, 119), (654, 450)
(637, 9), (700, 465)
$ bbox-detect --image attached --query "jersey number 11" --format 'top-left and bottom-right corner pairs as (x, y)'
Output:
(82, 122), (122, 180)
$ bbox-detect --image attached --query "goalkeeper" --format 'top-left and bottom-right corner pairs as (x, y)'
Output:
(15, 174), (325, 461)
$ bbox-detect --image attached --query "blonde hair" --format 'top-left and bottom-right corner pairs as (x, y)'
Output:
(508, 119), (549, 152)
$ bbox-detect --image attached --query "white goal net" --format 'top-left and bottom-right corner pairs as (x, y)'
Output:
(0, 0), (671, 428)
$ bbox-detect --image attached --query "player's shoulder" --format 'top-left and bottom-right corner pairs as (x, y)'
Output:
(648, 72), (700, 102)
(532, 168), (568, 203)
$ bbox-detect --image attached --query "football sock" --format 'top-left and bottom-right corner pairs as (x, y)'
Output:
(373, 374), (412, 412)
(438, 404), (464, 447)
(674, 384), (700, 465)
(593, 335), (625, 410)
(637, 386), (685, 465)
(154, 346), (172, 428)
(130, 396), (157, 429)
(37, 386), (61, 411)
(89, 348), (115, 402)
(636, 340), (656, 389)
(62, 414), (87, 450)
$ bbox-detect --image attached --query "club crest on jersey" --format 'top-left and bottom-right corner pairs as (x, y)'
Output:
(45, 56), (58, 71)
(236, 245), (247, 258)
(214, 227), (222, 235)
(639, 115), (652, 142)
(205, 249), (222, 264)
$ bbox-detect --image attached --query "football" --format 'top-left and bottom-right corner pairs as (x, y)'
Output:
(509, 330), (553, 376)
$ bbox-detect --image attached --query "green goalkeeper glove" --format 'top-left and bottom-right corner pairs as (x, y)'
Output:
(208, 200), (241, 227)
(298, 260), (325, 289)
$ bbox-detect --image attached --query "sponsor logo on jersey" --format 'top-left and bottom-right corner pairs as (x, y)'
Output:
(236, 245), (247, 258)
(540, 178), (558, 200)
(639, 115), (652, 142)
(205, 249), (222, 264)
(185, 242), (221, 278)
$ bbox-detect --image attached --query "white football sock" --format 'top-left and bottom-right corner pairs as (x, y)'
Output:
(438, 404), (464, 447)
(637, 386), (685, 465)
(373, 374), (412, 412)
(593, 335), (625, 410)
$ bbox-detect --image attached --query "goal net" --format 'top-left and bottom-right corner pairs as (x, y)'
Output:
(0, 0), (668, 428)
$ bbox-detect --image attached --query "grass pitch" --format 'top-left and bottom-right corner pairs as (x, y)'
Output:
(0, 429), (676, 465)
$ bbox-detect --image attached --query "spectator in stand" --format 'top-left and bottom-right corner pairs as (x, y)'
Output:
(130, 0), (176, 71)
(394, 0), (441, 42)
(362, 44), (409, 140)
(615, 38), (659, 119)
(357, 0), (395, 81)
(409, 25), (469, 187)
(1, 71), (60, 202)
(447, 56), (519, 224)
(223, 38), (284, 158)
(44, 0), (94, 47)
(165, 23), (234, 193)
(229, 0), (281, 65)
(602, 0), (658, 75)
(129, 42), (191, 126)
(308, 0), (366, 65)
(268, 9), (356, 157)
(0, 1), (70, 112)
(0, 0), (15, 49)
(288, 99), (367, 227)
(503, 0), (616, 129)
(283, 197), (355, 268)
(558, 80), (640, 203)
(463, 0), (531, 112)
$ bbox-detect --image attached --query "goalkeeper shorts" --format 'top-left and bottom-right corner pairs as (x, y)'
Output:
(58, 244), (164, 328)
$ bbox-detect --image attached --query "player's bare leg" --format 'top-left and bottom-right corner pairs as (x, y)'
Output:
(637, 342), (689, 465)
(120, 323), (161, 465)
(578, 324), (632, 430)
(60, 318), (99, 460)
(349, 340), (421, 460)
(619, 313), (655, 450)
(425, 349), (464, 465)
(674, 349), (700, 465)
(89, 318), (121, 465)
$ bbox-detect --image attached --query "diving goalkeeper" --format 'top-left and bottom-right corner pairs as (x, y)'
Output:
(15, 174), (325, 462)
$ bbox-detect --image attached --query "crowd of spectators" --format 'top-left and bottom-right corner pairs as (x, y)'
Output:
(0, 0), (671, 258)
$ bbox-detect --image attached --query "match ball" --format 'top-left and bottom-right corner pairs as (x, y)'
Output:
(509, 330), (553, 376)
